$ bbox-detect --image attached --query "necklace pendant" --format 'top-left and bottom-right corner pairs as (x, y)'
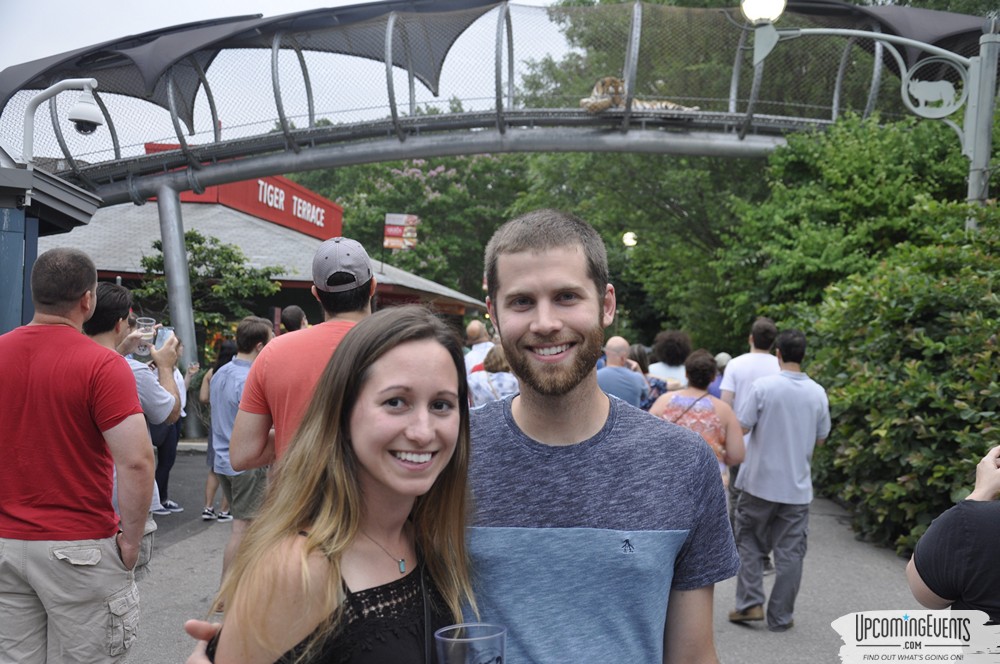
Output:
(398, 558), (406, 574)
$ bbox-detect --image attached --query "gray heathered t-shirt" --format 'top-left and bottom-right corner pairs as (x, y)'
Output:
(467, 395), (739, 663)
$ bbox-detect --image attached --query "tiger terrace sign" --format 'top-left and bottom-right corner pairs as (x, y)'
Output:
(145, 143), (343, 241)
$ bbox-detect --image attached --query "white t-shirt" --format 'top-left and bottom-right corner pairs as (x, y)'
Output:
(464, 341), (494, 375)
(648, 362), (687, 387)
(173, 367), (187, 417)
(719, 351), (779, 415)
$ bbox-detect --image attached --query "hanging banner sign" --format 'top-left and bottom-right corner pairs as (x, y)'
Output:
(383, 225), (419, 238)
(384, 213), (421, 227)
(383, 237), (419, 249)
(384, 213), (420, 249)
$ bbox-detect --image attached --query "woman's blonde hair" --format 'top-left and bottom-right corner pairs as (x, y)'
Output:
(213, 305), (475, 660)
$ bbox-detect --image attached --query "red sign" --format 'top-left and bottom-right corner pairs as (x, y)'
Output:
(383, 225), (419, 238)
(144, 143), (343, 240)
(383, 213), (420, 250)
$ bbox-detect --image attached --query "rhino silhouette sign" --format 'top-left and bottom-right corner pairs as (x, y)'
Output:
(909, 79), (957, 108)
(902, 57), (967, 119)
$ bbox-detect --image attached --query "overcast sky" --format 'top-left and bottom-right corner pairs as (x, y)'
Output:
(0, 0), (554, 73)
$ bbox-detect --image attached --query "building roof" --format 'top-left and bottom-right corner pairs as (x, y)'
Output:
(36, 200), (486, 313)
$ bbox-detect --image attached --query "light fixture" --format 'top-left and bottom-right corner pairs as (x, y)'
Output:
(740, 0), (786, 24)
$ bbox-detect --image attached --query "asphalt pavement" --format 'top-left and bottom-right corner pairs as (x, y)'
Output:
(130, 446), (917, 663)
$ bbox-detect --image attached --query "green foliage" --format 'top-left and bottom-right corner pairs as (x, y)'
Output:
(802, 210), (1000, 553)
(131, 230), (283, 357)
(510, 149), (768, 349)
(291, 154), (530, 299)
(713, 114), (969, 333)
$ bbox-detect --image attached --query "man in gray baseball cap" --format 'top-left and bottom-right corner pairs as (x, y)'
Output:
(228, 237), (376, 468)
(311, 237), (373, 293)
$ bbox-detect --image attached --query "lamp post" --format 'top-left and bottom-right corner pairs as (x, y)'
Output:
(742, 1), (999, 231)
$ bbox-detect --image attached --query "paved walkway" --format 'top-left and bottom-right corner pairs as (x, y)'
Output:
(132, 449), (917, 663)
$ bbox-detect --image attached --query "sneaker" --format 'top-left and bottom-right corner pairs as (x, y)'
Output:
(728, 605), (765, 623)
(763, 556), (775, 576)
(217, 511), (233, 522)
(151, 506), (171, 516)
(768, 620), (794, 632)
(201, 507), (217, 521)
(162, 500), (184, 513)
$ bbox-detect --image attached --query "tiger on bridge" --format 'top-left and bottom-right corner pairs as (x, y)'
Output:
(580, 76), (700, 114)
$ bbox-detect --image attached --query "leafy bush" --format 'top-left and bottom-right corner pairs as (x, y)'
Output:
(715, 115), (969, 334)
(803, 205), (1000, 553)
(131, 230), (283, 362)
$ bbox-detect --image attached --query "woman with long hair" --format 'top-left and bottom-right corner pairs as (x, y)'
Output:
(206, 306), (476, 664)
(628, 343), (668, 411)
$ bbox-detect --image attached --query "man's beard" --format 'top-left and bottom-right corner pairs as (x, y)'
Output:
(502, 319), (605, 397)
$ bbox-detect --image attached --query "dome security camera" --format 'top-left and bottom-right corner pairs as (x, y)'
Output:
(67, 89), (103, 135)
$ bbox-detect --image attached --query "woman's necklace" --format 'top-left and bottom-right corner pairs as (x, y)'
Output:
(361, 531), (407, 574)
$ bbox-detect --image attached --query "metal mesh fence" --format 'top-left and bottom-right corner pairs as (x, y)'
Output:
(0, 2), (977, 176)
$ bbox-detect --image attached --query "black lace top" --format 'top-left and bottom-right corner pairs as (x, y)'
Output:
(274, 564), (451, 664)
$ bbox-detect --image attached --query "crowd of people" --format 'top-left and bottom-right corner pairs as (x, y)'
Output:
(1, 207), (995, 664)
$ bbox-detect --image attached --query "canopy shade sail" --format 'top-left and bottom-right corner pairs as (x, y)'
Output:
(786, 0), (990, 71)
(0, 0), (500, 134)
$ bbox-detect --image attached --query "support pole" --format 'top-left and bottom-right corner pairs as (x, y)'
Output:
(0, 207), (27, 333)
(155, 184), (198, 381)
(964, 24), (1000, 230)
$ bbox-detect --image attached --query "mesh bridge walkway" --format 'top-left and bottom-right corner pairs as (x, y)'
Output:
(0, 0), (988, 206)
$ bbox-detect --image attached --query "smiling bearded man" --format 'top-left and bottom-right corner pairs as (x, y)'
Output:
(465, 208), (739, 664)
(499, 302), (606, 397)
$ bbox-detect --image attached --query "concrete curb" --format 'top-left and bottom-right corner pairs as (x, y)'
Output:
(178, 439), (207, 453)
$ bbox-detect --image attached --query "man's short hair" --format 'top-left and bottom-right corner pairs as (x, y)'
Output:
(30, 248), (97, 314)
(652, 330), (691, 366)
(774, 329), (807, 364)
(280, 305), (306, 332)
(751, 317), (778, 351)
(315, 278), (373, 317)
(82, 283), (132, 336)
(484, 209), (608, 304)
(236, 316), (274, 353)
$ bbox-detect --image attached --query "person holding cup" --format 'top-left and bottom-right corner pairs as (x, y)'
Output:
(193, 306), (477, 664)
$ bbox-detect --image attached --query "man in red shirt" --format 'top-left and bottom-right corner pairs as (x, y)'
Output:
(230, 237), (375, 470)
(0, 248), (154, 663)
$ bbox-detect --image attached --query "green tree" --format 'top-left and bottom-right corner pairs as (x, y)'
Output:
(131, 230), (283, 359)
(712, 114), (969, 333)
(291, 154), (530, 300)
(510, 149), (769, 349)
(800, 208), (1000, 553)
